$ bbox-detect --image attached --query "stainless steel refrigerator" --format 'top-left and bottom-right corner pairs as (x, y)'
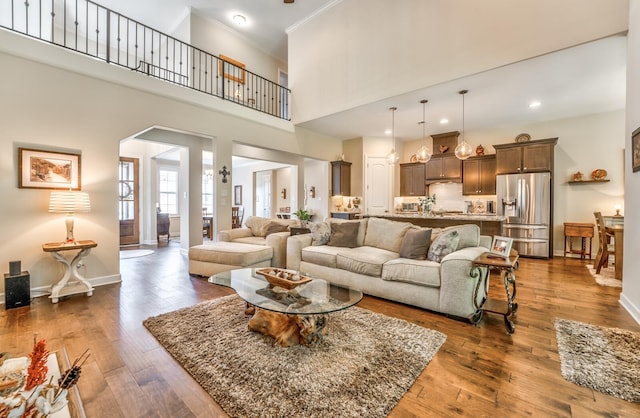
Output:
(496, 172), (552, 258)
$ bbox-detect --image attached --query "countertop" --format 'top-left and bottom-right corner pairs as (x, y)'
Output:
(372, 213), (507, 222)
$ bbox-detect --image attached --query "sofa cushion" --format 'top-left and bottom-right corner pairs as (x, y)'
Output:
(398, 228), (432, 260)
(364, 217), (412, 253)
(336, 246), (398, 277)
(188, 242), (273, 266)
(301, 245), (343, 268)
(244, 216), (297, 237)
(382, 258), (441, 287)
(327, 218), (368, 247)
(263, 221), (290, 236)
(233, 236), (268, 246)
(327, 222), (359, 248)
(427, 229), (460, 263)
(308, 222), (330, 246)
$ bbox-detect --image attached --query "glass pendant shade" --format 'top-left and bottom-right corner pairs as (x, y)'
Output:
(455, 89), (473, 160)
(416, 99), (432, 163)
(386, 106), (399, 165)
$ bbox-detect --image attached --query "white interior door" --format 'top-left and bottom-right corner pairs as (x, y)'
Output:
(255, 171), (272, 218)
(365, 156), (391, 216)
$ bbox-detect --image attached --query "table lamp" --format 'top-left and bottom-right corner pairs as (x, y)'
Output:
(614, 204), (622, 217)
(49, 191), (91, 244)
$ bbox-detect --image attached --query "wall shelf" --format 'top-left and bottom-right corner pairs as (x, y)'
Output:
(568, 180), (610, 184)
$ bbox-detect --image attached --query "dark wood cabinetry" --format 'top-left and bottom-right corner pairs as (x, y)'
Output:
(331, 160), (351, 196)
(425, 131), (462, 183)
(400, 162), (426, 196)
(494, 138), (558, 174)
(463, 155), (496, 195)
(426, 155), (462, 182)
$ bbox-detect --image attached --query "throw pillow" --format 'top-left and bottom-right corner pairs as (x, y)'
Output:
(262, 221), (290, 237)
(326, 222), (359, 248)
(427, 230), (460, 263)
(308, 222), (331, 246)
(399, 228), (432, 260)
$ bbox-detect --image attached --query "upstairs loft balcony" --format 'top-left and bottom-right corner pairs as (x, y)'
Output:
(0, 0), (291, 121)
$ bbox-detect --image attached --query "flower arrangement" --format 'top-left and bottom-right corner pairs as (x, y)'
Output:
(0, 338), (89, 417)
(294, 208), (311, 226)
(419, 194), (437, 214)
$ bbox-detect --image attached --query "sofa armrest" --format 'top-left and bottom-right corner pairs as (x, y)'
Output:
(217, 228), (253, 242)
(438, 246), (489, 318)
(479, 235), (492, 250)
(265, 231), (291, 268)
(286, 234), (313, 270)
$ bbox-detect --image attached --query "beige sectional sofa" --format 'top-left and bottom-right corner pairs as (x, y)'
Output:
(217, 216), (300, 268)
(286, 217), (492, 321)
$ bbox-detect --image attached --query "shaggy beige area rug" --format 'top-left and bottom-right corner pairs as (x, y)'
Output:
(144, 295), (446, 418)
(555, 318), (640, 402)
(585, 264), (622, 288)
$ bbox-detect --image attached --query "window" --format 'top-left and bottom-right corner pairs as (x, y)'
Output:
(202, 173), (214, 215)
(159, 169), (178, 215)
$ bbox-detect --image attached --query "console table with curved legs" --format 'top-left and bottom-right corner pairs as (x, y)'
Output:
(42, 240), (97, 303)
(470, 251), (519, 334)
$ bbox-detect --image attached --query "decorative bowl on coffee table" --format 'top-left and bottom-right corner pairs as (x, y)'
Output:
(256, 268), (312, 290)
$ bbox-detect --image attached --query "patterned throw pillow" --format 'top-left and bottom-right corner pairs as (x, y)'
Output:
(309, 222), (331, 246)
(427, 230), (460, 263)
(399, 228), (432, 260)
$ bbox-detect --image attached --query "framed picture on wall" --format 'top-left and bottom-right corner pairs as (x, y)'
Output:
(632, 126), (640, 172)
(219, 54), (246, 85)
(18, 147), (81, 190)
(234, 185), (242, 205)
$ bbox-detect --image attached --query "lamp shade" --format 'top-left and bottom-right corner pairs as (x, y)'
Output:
(49, 191), (91, 213)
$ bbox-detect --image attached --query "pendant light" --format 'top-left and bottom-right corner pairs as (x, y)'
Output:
(454, 89), (473, 160)
(386, 106), (400, 165)
(416, 99), (432, 163)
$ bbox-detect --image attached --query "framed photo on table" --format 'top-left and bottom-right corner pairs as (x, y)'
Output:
(18, 147), (81, 190)
(490, 236), (513, 258)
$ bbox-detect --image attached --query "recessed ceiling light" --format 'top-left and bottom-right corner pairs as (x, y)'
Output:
(233, 14), (247, 25)
(529, 101), (541, 108)
(440, 118), (449, 124)
(384, 129), (392, 135)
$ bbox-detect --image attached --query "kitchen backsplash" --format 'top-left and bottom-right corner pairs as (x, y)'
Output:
(394, 183), (496, 213)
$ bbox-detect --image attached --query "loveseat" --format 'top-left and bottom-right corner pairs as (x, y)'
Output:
(286, 217), (492, 321)
(217, 216), (300, 268)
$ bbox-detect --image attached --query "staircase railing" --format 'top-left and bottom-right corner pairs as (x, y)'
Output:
(0, 0), (291, 120)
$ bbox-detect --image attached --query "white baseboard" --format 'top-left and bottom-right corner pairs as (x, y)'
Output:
(619, 292), (640, 326)
(0, 274), (122, 305)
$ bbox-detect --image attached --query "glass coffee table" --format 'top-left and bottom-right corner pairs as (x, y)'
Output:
(209, 268), (363, 346)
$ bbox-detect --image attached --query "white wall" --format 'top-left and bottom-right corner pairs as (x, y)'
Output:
(0, 30), (340, 296)
(288, 0), (628, 124)
(621, 0), (640, 323)
(303, 160), (329, 222)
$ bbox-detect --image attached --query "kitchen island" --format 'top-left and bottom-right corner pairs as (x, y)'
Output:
(364, 213), (505, 236)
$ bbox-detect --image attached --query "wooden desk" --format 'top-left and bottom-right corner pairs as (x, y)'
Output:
(605, 225), (624, 280)
(563, 222), (594, 259)
(471, 251), (520, 335)
(42, 240), (97, 303)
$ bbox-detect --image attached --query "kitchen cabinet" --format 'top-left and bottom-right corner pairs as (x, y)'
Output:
(463, 155), (496, 195)
(494, 138), (558, 174)
(426, 155), (462, 182)
(400, 163), (426, 196)
(331, 160), (351, 196)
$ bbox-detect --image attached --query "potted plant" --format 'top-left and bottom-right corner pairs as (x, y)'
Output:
(294, 208), (311, 227)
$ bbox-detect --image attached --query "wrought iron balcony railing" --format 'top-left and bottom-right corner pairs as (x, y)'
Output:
(0, 0), (291, 120)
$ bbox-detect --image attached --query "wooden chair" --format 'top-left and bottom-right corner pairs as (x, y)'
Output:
(593, 212), (615, 273)
(232, 206), (241, 229)
(157, 212), (170, 243)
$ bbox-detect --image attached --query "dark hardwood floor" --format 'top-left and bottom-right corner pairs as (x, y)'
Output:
(1, 241), (639, 417)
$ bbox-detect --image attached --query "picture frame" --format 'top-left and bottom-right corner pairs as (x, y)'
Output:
(632, 126), (640, 173)
(234, 185), (242, 205)
(490, 236), (513, 258)
(18, 147), (81, 190)
(219, 54), (246, 85)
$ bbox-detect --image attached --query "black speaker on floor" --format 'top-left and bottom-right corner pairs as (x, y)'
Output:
(4, 272), (30, 309)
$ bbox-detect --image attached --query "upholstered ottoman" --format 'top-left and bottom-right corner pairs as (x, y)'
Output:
(189, 242), (273, 276)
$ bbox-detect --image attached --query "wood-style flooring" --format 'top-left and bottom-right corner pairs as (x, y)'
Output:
(1, 241), (639, 417)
